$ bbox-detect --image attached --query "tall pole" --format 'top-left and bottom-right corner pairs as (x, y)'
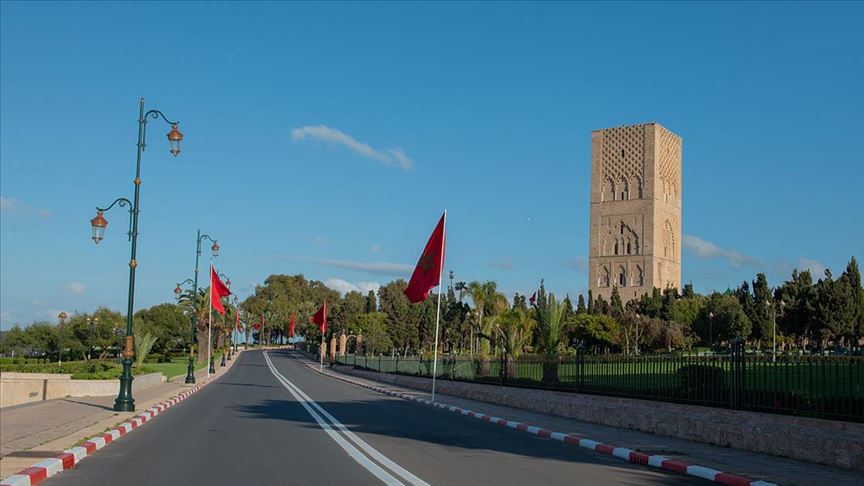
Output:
(186, 229), (202, 384)
(431, 210), (447, 402)
(113, 99), (146, 412)
(772, 303), (777, 363)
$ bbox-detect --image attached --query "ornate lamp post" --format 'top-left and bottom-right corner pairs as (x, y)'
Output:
(57, 312), (67, 366)
(708, 312), (714, 351)
(86, 316), (99, 360)
(181, 232), (219, 384)
(232, 295), (239, 354)
(90, 98), (182, 412)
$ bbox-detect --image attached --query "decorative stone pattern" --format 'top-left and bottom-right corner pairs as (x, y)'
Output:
(589, 122), (682, 301)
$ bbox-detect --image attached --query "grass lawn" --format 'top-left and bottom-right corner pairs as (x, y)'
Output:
(144, 355), (218, 380)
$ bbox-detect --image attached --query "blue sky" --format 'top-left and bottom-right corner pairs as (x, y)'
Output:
(1, 1), (862, 330)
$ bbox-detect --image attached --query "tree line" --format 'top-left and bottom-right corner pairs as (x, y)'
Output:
(2, 257), (861, 359)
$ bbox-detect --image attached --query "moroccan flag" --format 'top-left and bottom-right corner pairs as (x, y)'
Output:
(235, 311), (241, 331)
(289, 312), (295, 337)
(404, 212), (446, 303)
(253, 315), (262, 331)
(529, 291), (537, 306)
(210, 265), (231, 315)
(311, 303), (327, 335)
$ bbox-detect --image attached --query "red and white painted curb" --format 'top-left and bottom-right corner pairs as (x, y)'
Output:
(289, 353), (776, 486)
(1, 382), (210, 486)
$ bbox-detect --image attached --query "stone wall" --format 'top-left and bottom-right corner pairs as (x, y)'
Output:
(0, 372), (166, 408)
(335, 366), (864, 471)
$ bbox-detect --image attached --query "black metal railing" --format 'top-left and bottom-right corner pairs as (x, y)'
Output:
(334, 347), (864, 422)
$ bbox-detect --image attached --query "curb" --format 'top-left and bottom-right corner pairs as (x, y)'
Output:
(0, 349), (249, 486)
(287, 352), (777, 486)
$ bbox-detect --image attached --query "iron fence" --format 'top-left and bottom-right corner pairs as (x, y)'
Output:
(333, 347), (864, 422)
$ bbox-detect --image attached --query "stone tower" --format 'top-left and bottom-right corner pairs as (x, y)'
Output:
(588, 122), (682, 302)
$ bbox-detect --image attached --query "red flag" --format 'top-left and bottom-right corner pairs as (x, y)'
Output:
(210, 265), (231, 315)
(529, 291), (537, 306)
(235, 311), (241, 331)
(404, 212), (446, 303)
(253, 315), (262, 330)
(289, 312), (295, 337)
(311, 302), (327, 335)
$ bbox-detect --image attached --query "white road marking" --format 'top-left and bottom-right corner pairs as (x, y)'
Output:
(264, 352), (429, 486)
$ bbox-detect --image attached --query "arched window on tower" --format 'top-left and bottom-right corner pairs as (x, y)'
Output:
(637, 266), (644, 286)
(626, 239), (632, 255)
(621, 178), (629, 201)
(635, 176), (643, 199)
(603, 179), (616, 202)
(614, 240), (619, 255)
(618, 266), (627, 287)
(599, 266), (610, 287)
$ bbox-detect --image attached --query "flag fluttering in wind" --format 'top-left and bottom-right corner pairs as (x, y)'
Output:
(311, 303), (327, 335)
(404, 212), (447, 303)
(253, 315), (262, 330)
(529, 291), (537, 306)
(210, 265), (231, 315)
(289, 312), (295, 338)
(235, 311), (241, 331)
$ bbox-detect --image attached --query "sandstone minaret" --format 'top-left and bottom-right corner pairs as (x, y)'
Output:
(588, 123), (682, 302)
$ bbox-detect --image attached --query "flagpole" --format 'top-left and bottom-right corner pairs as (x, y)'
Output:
(207, 261), (212, 380)
(431, 210), (446, 402)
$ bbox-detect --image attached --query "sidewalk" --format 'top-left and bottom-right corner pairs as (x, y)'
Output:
(294, 353), (864, 486)
(0, 352), (242, 479)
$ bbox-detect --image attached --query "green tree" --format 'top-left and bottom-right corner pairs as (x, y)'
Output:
(609, 288), (623, 317)
(493, 308), (534, 377)
(349, 312), (392, 354)
(0, 325), (30, 357)
(134, 303), (189, 355)
(694, 293), (752, 345)
(751, 273), (773, 345)
(576, 294), (587, 314)
(534, 292), (565, 383)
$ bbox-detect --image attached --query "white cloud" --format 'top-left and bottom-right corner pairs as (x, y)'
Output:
(797, 258), (827, 277)
(313, 258), (413, 276)
(63, 282), (86, 295)
(683, 234), (762, 268)
(0, 196), (51, 218)
(324, 278), (381, 296)
(685, 234), (829, 281)
(290, 125), (414, 170)
(369, 243), (381, 253)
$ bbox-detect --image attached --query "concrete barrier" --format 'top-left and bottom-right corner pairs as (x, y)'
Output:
(0, 372), (166, 408)
(335, 366), (864, 471)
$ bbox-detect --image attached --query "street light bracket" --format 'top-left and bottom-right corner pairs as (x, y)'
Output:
(141, 109), (179, 152)
(95, 197), (134, 241)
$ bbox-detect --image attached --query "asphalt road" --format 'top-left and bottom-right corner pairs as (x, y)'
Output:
(49, 350), (699, 485)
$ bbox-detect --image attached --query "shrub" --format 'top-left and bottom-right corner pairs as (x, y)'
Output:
(677, 364), (726, 400)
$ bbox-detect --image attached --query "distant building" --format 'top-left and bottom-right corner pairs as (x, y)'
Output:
(588, 123), (682, 301)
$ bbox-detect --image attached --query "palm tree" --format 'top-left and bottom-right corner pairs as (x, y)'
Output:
(467, 280), (508, 375)
(177, 288), (214, 363)
(493, 307), (535, 378)
(534, 292), (565, 383)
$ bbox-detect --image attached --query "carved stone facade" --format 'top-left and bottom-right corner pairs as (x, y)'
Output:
(589, 123), (682, 301)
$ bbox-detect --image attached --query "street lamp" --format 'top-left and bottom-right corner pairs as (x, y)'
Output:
(181, 231), (219, 384)
(57, 312), (67, 366)
(768, 300), (785, 362)
(86, 316), (99, 360)
(708, 311), (714, 350)
(90, 98), (182, 412)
